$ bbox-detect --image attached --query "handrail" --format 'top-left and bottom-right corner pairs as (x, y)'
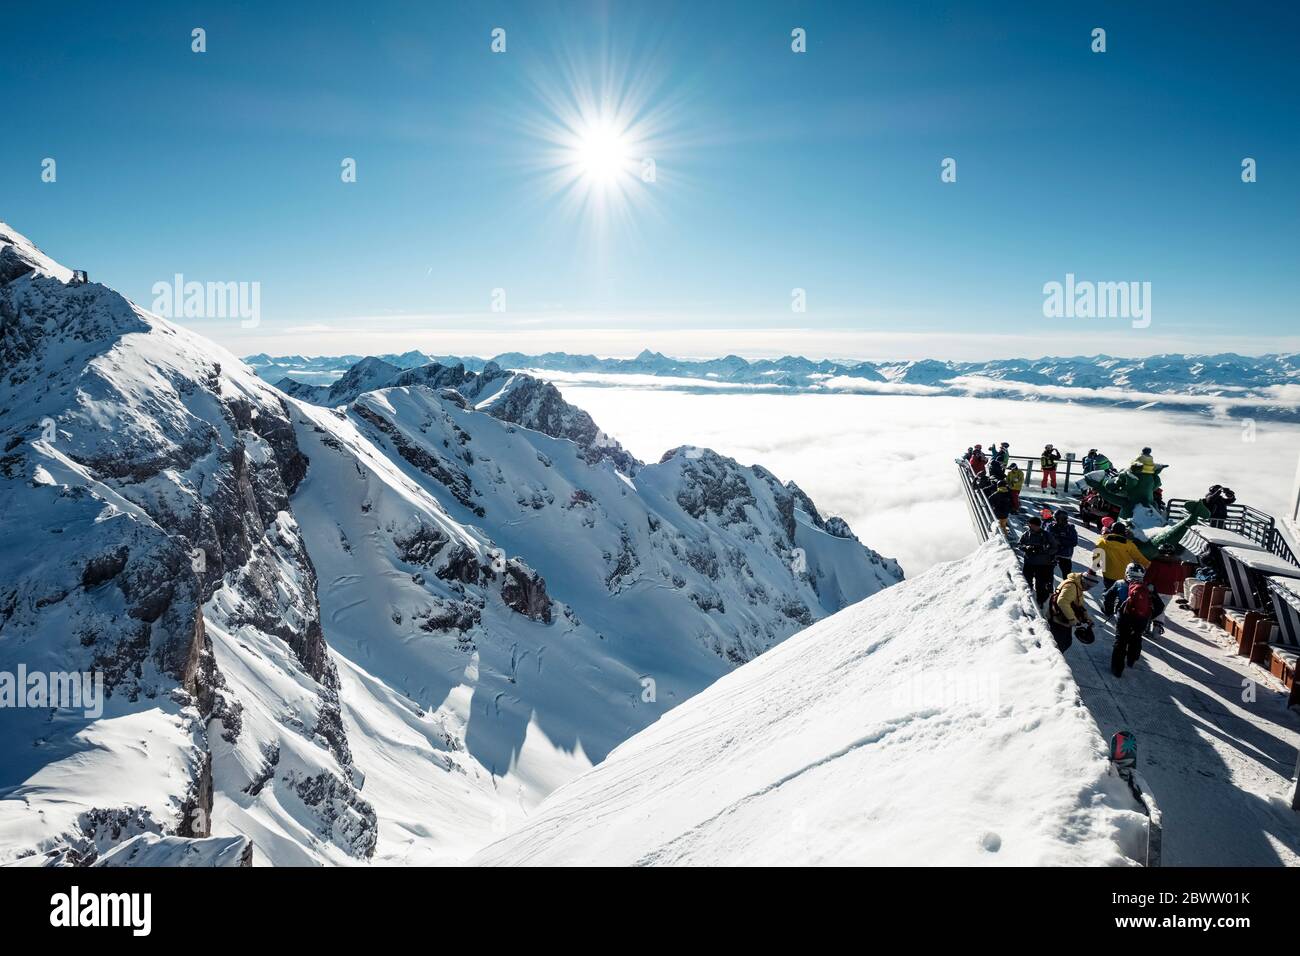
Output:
(975, 453), (1086, 493)
(962, 450), (1297, 568)
(956, 458), (999, 542)
(959, 458), (1165, 865)
(1166, 497), (1299, 567)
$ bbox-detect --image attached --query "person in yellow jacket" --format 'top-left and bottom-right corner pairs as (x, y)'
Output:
(1132, 446), (1156, 475)
(1005, 462), (1025, 510)
(1047, 572), (1093, 651)
(1093, 522), (1151, 585)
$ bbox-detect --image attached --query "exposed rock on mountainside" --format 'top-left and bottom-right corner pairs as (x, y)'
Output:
(473, 539), (1146, 867)
(0, 223), (372, 865)
(279, 358), (639, 475)
(0, 221), (901, 866)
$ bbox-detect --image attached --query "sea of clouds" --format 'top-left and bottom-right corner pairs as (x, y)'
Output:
(555, 381), (1300, 578)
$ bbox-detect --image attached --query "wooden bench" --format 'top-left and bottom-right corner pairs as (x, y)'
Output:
(1222, 608), (1248, 640)
(1250, 636), (1275, 669)
(1235, 612), (1268, 658)
(1270, 646), (1297, 697)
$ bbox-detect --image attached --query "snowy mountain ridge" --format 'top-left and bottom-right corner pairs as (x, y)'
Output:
(250, 348), (1300, 408)
(0, 221), (898, 866)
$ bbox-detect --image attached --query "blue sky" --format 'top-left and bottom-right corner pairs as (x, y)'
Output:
(3, 1), (1297, 360)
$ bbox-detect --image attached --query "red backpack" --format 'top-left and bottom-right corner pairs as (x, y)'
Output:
(1122, 582), (1153, 619)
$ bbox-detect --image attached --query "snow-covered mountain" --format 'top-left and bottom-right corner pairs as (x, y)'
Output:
(248, 348), (1300, 406)
(473, 538), (1147, 866)
(250, 351), (488, 387)
(0, 222), (899, 866)
(277, 358), (642, 476)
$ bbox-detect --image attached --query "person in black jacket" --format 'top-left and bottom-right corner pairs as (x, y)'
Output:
(989, 481), (1013, 534)
(1019, 516), (1058, 606)
(1202, 484), (1236, 526)
(1052, 509), (1079, 579)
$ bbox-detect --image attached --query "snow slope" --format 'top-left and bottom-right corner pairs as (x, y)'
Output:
(286, 385), (900, 862)
(1, 220), (897, 866)
(473, 538), (1146, 866)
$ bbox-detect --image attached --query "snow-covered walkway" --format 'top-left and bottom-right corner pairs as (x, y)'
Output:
(1015, 488), (1300, 866)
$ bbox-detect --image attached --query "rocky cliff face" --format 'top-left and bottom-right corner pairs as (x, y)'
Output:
(0, 221), (901, 866)
(0, 223), (373, 865)
(280, 357), (640, 475)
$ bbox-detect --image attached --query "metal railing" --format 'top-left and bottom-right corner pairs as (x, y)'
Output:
(959, 457), (1168, 863)
(1166, 497), (1299, 567)
(956, 458), (999, 541)
(959, 457), (1163, 863)
(966, 452), (1093, 494)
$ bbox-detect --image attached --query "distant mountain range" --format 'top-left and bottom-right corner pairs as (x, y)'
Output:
(246, 349), (1300, 418)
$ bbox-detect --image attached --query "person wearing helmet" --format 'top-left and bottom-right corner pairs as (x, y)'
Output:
(1132, 447), (1156, 475)
(1040, 444), (1061, 494)
(993, 442), (1010, 468)
(1052, 509), (1079, 579)
(968, 444), (988, 475)
(1103, 562), (1165, 677)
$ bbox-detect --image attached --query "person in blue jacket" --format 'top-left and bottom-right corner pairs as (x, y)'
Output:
(1052, 509), (1079, 579)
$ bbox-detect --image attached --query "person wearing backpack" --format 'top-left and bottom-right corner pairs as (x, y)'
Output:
(1104, 562), (1166, 677)
(1047, 571), (1094, 652)
(1051, 509), (1078, 579)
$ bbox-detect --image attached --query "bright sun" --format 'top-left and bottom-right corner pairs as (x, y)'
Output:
(524, 60), (679, 234)
(572, 120), (632, 184)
